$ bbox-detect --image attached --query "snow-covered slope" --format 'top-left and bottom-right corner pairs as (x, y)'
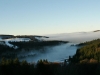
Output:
(41, 31), (100, 43)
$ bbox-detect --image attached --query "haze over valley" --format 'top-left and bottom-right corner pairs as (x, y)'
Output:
(0, 0), (100, 75)
(0, 30), (100, 62)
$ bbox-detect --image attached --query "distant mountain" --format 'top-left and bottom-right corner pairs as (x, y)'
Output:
(0, 35), (14, 39)
(93, 30), (100, 32)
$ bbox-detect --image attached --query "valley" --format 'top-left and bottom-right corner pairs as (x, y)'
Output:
(0, 31), (100, 63)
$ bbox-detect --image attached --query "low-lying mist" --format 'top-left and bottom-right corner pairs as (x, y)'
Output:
(18, 43), (78, 63)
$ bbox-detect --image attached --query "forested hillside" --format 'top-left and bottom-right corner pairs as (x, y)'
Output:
(69, 39), (100, 63)
(1, 39), (100, 75)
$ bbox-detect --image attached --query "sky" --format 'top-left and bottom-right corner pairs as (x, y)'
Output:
(0, 0), (100, 35)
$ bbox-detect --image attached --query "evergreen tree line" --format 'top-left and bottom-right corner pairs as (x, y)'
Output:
(0, 40), (68, 59)
(1, 58), (100, 75)
(69, 39), (100, 63)
(9, 40), (68, 50)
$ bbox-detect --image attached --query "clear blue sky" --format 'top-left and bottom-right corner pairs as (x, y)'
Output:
(0, 0), (100, 35)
